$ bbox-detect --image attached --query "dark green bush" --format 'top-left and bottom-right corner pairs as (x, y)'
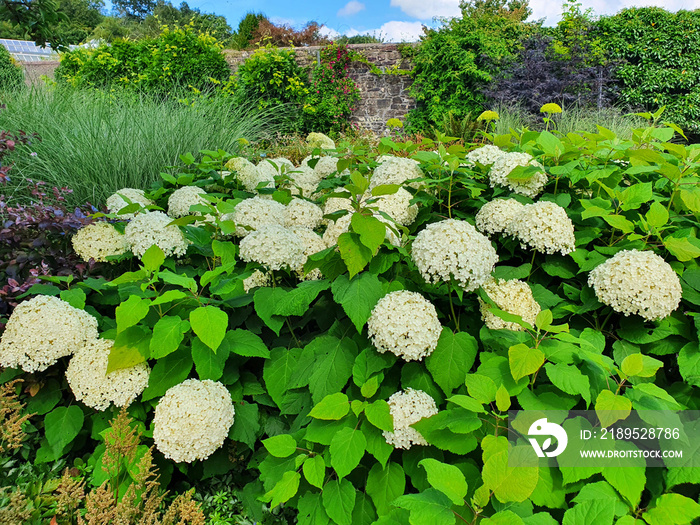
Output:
(0, 45), (23, 91)
(594, 7), (700, 134)
(55, 24), (230, 94)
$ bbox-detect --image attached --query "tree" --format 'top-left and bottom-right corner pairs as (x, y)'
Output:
(111, 0), (156, 20)
(250, 18), (329, 48)
(230, 11), (266, 50)
(0, 0), (69, 48)
(336, 34), (382, 44)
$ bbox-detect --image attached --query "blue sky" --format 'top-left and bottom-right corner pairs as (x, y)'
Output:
(148, 0), (700, 42)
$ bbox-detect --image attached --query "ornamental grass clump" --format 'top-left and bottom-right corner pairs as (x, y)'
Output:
(479, 278), (541, 331)
(411, 218), (498, 292)
(124, 211), (189, 259)
(239, 225), (306, 271)
(475, 198), (525, 236)
(66, 338), (150, 411)
(506, 201), (575, 255)
(588, 249), (682, 321)
(383, 388), (438, 449)
(153, 379), (235, 463)
(72, 222), (129, 263)
(0, 295), (98, 373)
(489, 151), (548, 198)
(367, 290), (442, 361)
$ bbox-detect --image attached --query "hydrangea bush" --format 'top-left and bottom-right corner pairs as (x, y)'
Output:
(2, 122), (700, 524)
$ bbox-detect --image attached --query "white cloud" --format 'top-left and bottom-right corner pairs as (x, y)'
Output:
(319, 25), (341, 38)
(389, 0), (460, 20)
(373, 20), (426, 42)
(338, 1), (366, 17)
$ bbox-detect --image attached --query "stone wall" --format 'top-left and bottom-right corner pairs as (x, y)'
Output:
(19, 44), (418, 134)
(224, 43), (417, 135)
(20, 61), (60, 85)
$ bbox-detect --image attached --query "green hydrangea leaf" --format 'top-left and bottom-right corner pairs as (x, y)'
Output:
(330, 426), (366, 478)
(308, 392), (350, 420)
(189, 305), (228, 352)
(426, 328), (478, 395)
(366, 462), (405, 516)
(418, 458), (468, 505)
(263, 434), (297, 458)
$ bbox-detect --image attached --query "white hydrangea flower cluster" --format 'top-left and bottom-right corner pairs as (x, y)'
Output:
(124, 211), (188, 258)
(243, 269), (272, 293)
(479, 278), (541, 331)
(489, 152), (548, 198)
(323, 213), (353, 247)
(167, 186), (208, 218)
(588, 249), (682, 321)
(66, 338), (150, 410)
(412, 219), (498, 292)
(372, 188), (418, 226)
(367, 290), (442, 362)
(287, 165), (322, 198)
(72, 222), (128, 263)
(323, 196), (354, 223)
(290, 227), (326, 280)
(153, 379), (235, 463)
(302, 155), (343, 179)
(224, 196), (287, 237)
(225, 157), (274, 192)
(239, 225), (306, 271)
(306, 132), (336, 150)
(0, 295), (98, 373)
(106, 188), (154, 217)
(465, 145), (508, 166)
(383, 388), (438, 449)
(370, 156), (424, 190)
(475, 199), (525, 236)
(505, 201), (575, 255)
(285, 198), (323, 229)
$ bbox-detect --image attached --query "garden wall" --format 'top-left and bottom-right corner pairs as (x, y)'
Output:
(20, 60), (59, 85)
(224, 43), (417, 135)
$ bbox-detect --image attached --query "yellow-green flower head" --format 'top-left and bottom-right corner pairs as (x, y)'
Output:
(477, 110), (500, 121)
(540, 103), (563, 114)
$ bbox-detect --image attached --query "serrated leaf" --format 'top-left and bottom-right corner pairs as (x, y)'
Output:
(366, 462), (405, 516)
(150, 316), (189, 359)
(351, 212), (386, 255)
(365, 400), (393, 432)
(620, 353), (663, 377)
(645, 202), (668, 228)
(425, 328), (477, 395)
(142, 244), (165, 272)
(190, 306), (228, 352)
(338, 232), (373, 278)
(263, 471), (300, 509)
(418, 458), (468, 505)
(678, 342), (700, 387)
(495, 384), (511, 412)
(115, 295), (149, 333)
(664, 237), (700, 261)
(303, 455), (325, 489)
(263, 434), (297, 458)
(465, 374), (498, 404)
(595, 390), (632, 428)
(601, 441), (646, 506)
(308, 392), (349, 420)
(307, 336), (357, 403)
(107, 326), (149, 373)
(562, 500), (614, 525)
(545, 362), (591, 405)
(264, 347), (300, 408)
(392, 488), (455, 525)
(330, 427), (366, 478)
(643, 493), (700, 525)
(191, 337), (229, 381)
(322, 479), (356, 525)
(331, 273), (384, 333)
(45, 406), (84, 454)
(222, 329), (270, 358)
(535, 310), (553, 330)
(509, 344), (545, 382)
(142, 349), (193, 401)
(482, 436), (539, 503)
(60, 288), (86, 309)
